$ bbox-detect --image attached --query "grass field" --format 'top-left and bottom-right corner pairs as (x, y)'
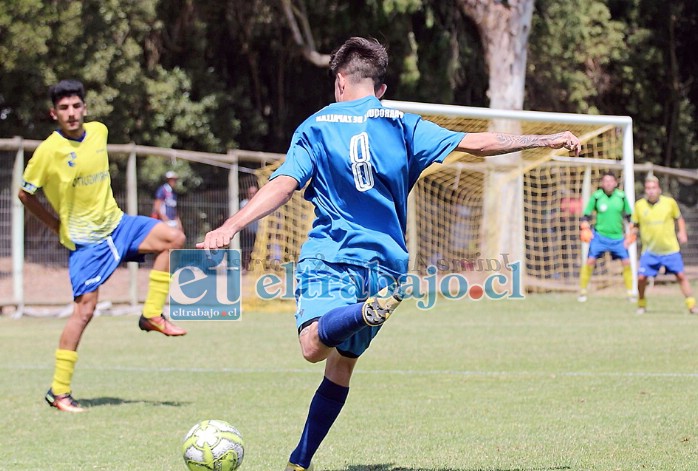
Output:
(2, 290), (698, 470)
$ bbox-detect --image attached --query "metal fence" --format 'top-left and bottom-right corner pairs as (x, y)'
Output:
(0, 138), (282, 315)
(1, 137), (697, 315)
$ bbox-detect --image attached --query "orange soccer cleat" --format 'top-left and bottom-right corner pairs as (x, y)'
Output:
(138, 314), (187, 336)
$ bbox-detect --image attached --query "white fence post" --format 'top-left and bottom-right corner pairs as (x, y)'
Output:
(11, 137), (25, 318)
(127, 144), (139, 308)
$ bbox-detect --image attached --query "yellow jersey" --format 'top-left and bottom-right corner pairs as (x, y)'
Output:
(632, 195), (681, 255)
(21, 121), (123, 250)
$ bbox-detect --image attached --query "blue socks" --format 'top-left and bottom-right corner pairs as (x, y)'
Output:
(316, 303), (365, 347)
(289, 377), (349, 467)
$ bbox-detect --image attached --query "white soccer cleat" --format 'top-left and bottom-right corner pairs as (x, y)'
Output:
(577, 292), (588, 303)
(636, 298), (647, 315)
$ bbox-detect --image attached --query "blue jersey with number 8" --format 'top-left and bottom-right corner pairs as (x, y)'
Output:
(270, 95), (465, 275)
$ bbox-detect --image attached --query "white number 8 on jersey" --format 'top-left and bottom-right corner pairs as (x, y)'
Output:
(350, 132), (375, 192)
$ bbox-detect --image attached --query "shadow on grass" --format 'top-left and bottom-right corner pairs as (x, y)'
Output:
(328, 466), (571, 471)
(79, 396), (187, 408)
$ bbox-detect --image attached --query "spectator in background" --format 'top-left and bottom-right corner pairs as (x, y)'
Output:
(559, 189), (583, 276)
(152, 170), (182, 231)
(240, 185), (258, 270)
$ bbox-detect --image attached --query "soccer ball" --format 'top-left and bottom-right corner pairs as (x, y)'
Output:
(182, 419), (245, 471)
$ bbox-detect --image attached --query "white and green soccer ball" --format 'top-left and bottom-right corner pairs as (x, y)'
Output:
(182, 419), (245, 471)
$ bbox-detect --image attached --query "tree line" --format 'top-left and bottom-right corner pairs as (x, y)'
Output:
(1, 0), (697, 190)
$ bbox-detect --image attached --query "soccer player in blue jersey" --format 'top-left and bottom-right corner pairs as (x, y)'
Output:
(18, 80), (187, 413)
(198, 37), (581, 469)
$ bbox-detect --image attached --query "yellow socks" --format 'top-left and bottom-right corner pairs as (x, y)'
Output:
(579, 264), (593, 290)
(51, 349), (78, 395)
(143, 269), (170, 319)
(622, 265), (633, 292)
(686, 297), (696, 311)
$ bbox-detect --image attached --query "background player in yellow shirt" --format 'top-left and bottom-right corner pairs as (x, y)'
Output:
(632, 175), (697, 315)
(18, 80), (187, 413)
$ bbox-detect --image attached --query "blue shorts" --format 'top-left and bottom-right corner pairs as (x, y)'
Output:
(588, 230), (629, 260)
(69, 215), (159, 298)
(638, 251), (685, 277)
(294, 258), (399, 358)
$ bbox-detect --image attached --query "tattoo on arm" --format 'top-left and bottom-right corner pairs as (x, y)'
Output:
(495, 132), (563, 152)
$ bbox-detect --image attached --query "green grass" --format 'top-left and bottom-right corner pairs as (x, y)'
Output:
(2, 291), (698, 470)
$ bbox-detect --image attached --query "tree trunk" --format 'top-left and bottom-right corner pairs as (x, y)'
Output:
(457, 0), (534, 273)
(457, 0), (533, 111)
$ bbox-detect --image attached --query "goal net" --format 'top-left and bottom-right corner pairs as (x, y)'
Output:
(249, 101), (635, 293)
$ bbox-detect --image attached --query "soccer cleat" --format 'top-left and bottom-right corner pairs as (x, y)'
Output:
(285, 463), (314, 471)
(636, 298), (647, 315)
(577, 290), (587, 303)
(627, 291), (638, 303)
(362, 285), (403, 327)
(45, 389), (84, 413)
(138, 314), (187, 336)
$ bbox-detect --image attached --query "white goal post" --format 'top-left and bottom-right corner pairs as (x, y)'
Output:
(381, 100), (637, 293)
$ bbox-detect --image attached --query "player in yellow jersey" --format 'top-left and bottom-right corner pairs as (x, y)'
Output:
(631, 175), (697, 315)
(18, 80), (187, 413)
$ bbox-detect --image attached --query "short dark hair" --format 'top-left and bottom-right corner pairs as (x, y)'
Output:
(602, 170), (617, 179)
(49, 79), (85, 105)
(329, 37), (388, 89)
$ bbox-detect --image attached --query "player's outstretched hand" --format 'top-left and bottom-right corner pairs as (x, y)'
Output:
(548, 131), (581, 156)
(196, 226), (238, 250)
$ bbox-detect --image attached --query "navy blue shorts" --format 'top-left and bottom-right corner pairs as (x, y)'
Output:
(69, 215), (159, 298)
(588, 230), (629, 260)
(638, 251), (685, 277)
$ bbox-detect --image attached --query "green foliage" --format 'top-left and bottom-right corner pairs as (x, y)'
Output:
(2, 0), (698, 174)
(138, 157), (202, 197)
(527, 0), (625, 114)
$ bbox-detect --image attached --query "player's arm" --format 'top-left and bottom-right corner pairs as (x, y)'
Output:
(622, 195), (635, 246)
(677, 216), (688, 244)
(579, 217), (593, 242)
(152, 197), (166, 220)
(17, 189), (60, 234)
(456, 131), (580, 157)
(197, 176), (298, 250)
(624, 217), (636, 247)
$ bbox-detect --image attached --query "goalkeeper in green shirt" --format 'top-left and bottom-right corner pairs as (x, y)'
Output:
(578, 171), (635, 302)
